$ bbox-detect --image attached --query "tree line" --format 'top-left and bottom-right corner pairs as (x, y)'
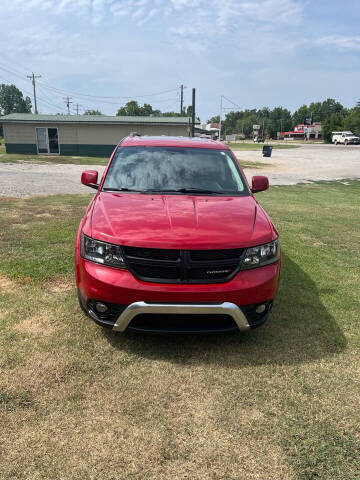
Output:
(1, 83), (359, 143)
(84, 98), (360, 143)
(214, 98), (360, 142)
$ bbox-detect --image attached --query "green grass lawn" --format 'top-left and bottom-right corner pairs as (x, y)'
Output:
(0, 181), (360, 479)
(0, 141), (109, 165)
(227, 141), (300, 150)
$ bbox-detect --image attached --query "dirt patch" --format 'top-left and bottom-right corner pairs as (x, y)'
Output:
(13, 312), (56, 336)
(5, 213), (20, 219)
(34, 213), (54, 218)
(45, 278), (74, 293)
(6, 350), (75, 397)
(11, 223), (28, 229)
(0, 275), (16, 292)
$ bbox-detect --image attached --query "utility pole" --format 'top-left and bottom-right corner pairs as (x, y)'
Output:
(75, 103), (82, 115)
(191, 88), (196, 137)
(180, 84), (184, 115)
(218, 95), (223, 141)
(64, 96), (73, 115)
(27, 72), (41, 114)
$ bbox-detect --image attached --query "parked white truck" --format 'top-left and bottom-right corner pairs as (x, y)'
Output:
(332, 131), (360, 145)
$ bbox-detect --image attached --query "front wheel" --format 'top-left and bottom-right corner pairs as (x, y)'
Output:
(345, 140), (348, 146)
(334, 140), (337, 145)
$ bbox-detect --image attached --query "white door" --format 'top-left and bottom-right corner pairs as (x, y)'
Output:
(36, 128), (48, 153)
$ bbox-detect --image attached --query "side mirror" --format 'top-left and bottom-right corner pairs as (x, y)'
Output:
(251, 175), (269, 193)
(81, 170), (99, 190)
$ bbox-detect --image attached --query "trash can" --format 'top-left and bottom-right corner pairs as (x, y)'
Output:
(263, 145), (273, 157)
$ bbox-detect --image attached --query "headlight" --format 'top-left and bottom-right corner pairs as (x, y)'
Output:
(80, 232), (127, 269)
(241, 239), (280, 269)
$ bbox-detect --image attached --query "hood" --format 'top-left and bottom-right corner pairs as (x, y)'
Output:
(89, 192), (275, 249)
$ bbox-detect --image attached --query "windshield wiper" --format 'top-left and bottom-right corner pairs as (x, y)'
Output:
(144, 188), (234, 195)
(102, 187), (144, 192)
(103, 187), (239, 195)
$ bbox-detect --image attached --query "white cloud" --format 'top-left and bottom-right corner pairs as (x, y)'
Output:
(9, 0), (303, 28)
(170, 0), (197, 9)
(239, 0), (302, 23)
(316, 35), (360, 51)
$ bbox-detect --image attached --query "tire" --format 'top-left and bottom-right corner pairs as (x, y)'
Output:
(334, 140), (337, 145)
(345, 140), (348, 146)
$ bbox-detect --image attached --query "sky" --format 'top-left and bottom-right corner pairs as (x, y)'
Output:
(1, 0), (360, 121)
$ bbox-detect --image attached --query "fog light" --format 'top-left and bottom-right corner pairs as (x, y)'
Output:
(95, 302), (108, 313)
(255, 304), (266, 314)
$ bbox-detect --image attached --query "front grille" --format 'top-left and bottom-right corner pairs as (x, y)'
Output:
(122, 246), (244, 283)
(124, 246), (180, 261)
(128, 313), (238, 333)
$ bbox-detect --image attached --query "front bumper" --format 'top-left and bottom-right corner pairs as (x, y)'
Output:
(113, 301), (250, 332)
(76, 258), (280, 333)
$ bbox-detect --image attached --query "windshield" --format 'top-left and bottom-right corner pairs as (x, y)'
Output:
(102, 146), (248, 195)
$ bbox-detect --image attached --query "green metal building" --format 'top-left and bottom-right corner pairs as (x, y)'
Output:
(1, 113), (193, 157)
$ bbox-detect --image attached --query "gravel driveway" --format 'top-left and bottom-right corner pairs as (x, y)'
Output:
(1, 144), (359, 197)
(237, 143), (360, 185)
(0, 162), (106, 197)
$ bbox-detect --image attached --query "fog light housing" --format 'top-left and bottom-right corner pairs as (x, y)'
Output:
(95, 302), (108, 313)
(255, 304), (266, 314)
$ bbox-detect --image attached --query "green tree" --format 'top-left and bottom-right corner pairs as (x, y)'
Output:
(116, 101), (143, 116)
(141, 103), (153, 116)
(292, 99), (345, 127)
(319, 98), (344, 120)
(116, 101), (155, 116)
(267, 107), (292, 138)
(0, 84), (32, 115)
(343, 105), (360, 136)
(292, 105), (311, 127)
(207, 115), (220, 123)
(83, 109), (103, 115)
(161, 111), (183, 117)
(322, 113), (346, 143)
(116, 101), (196, 118)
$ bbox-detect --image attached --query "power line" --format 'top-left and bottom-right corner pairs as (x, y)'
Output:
(27, 72), (41, 114)
(36, 85), (65, 111)
(37, 79), (179, 100)
(0, 64), (28, 82)
(0, 61), (181, 109)
(0, 75), (64, 113)
(0, 55), (33, 76)
(35, 82), (180, 106)
(0, 62), (185, 115)
(63, 96), (73, 115)
(74, 103), (83, 115)
(0, 58), (181, 103)
(219, 95), (242, 140)
(221, 95), (241, 110)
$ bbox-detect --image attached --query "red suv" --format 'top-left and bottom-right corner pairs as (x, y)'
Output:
(75, 136), (281, 333)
